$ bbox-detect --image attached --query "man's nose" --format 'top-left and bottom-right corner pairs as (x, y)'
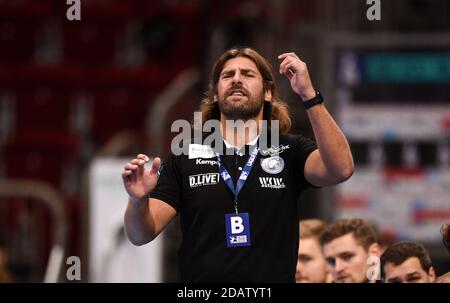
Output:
(232, 71), (242, 84)
(296, 262), (304, 273)
(334, 258), (345, 272)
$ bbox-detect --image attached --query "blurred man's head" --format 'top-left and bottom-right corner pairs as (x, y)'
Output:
(320, 218), (380, 283)
(441, 222), (450, 253)
(296, 219), (331, 283)
(381, 241), (436, 283)
(0, 238), (12, 283)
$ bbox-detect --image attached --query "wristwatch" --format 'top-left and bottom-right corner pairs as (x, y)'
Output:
(302, 91), (323, 109)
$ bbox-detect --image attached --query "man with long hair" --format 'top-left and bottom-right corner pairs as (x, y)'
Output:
(121, 47), (354, 282)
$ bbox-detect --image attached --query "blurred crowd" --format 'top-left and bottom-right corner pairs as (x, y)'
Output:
(296, 219), (450, 283)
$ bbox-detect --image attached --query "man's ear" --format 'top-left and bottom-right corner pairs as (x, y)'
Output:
(428, 266), (436, 282)
(214, 94), (218, 102)
(368, 243), (381, 257)
(264, 89), (272, 102)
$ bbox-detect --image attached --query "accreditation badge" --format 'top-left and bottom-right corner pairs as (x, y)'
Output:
(225, 213), (251, 247)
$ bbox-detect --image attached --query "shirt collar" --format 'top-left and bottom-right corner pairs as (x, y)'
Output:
(223, 135), (260, 151)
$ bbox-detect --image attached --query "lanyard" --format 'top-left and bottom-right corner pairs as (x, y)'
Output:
(215, 146), (259, 214)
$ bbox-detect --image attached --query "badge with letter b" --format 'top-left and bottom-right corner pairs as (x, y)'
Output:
(225, 213), (251, 247)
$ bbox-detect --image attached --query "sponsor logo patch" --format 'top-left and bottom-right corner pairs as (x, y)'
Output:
(188, 144), (215, 159)
(195, 158), (219, 166)
(259, 177), (286, 189)
(189, 173), (220, 188)
(259, 144), (290, 157)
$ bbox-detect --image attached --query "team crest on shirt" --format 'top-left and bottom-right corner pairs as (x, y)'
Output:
(260, 156), (284, 174)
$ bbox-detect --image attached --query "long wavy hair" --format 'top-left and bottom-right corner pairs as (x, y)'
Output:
(196, 47), (291, 134)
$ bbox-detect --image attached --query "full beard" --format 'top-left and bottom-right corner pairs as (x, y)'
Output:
(218, 90), (265, 121)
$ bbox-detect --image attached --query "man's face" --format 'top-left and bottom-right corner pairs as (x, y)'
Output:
(323, 233), (371, 283)
(384, 257), (436, 283)
(296, 237), (329, 283)
(216, 56), (269, 120)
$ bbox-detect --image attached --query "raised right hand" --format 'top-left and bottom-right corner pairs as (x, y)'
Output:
(121, 154), (161, 202)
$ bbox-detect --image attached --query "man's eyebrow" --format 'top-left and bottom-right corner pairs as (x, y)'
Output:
(406, 272), (421, 278)
(221, 67), (258, 75)
(337, 251), (354, 257)
(240, 68), (257, 73)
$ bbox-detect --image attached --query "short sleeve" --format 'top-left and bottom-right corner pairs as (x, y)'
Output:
(150, 152), (182, 213)
(291, 134), (318, 189)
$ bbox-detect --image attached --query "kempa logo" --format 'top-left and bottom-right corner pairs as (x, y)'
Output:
(196, 159), (219, 166)
(189, 173), (220, 188)
(259, 177), (286, 189)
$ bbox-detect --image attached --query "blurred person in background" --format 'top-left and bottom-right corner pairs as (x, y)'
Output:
(436, 222), (450, 283)
(320, 218), (381, 283)
(381, 241), (436, 283)
(0, 239), (13, 283)
(122, 47), (354, 282)
(296, 219), (332, 283)
(441, 221), (450, 253)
